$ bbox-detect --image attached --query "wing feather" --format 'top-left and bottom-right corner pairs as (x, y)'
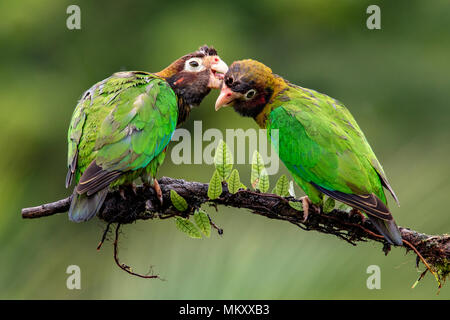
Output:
(69, 72), (178, 195)
(269, 85), (397, 204)
(311, 182), (393, 221)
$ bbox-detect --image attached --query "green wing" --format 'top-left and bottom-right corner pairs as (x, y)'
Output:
(267, 84), (402, 245)
(66, 71), (178, 221)
(268, 86), (399, 214)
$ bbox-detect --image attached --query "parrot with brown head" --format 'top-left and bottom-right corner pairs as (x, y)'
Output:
(215, 59), (402, 245)
(66, 46), (227, 222)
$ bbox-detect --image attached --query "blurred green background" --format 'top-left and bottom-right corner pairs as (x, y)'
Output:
(1, 0), (449, 299)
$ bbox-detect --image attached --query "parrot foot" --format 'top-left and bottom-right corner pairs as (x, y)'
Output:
(153, 178), (163, 206)
(119, 188), (127, 200)
(118, 184), (138, 200)
(131, 183), (138, 195)
(300, 196), (311, 222)
(351, 208), (366, 223)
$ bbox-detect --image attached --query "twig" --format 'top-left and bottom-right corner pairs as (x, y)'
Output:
(113, 223), (161, 279)
(208, 214), (223, 235)
(97, 222), (112, 250)
(21, 196), (72, 219)
(402, 238), (441, 291)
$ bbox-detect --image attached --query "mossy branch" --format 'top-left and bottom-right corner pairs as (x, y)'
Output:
(21, 176), (449, 287)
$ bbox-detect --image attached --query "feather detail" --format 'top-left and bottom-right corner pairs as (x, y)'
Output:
(312, 183), (392, 221)
(66, 72), (178, 222)
(68, 188), (108, 223)
(311, 183), (402, 245)
(76, 161), (122, 196)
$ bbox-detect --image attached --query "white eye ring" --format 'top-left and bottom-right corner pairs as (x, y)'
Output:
(185, 57), (204, 72)
(245, 89), (257, 100)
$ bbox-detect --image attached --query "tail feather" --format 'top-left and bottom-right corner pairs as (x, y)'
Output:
(311, 183), (403, 246)
(367, 216), (403, 246)
(68, 188), (108, 222)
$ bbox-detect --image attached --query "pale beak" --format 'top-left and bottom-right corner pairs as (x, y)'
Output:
(211, 58), (228, 75)
(208, 57), (228, 89)
(215, 85), (241, 111)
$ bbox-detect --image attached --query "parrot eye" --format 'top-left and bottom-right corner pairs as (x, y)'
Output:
(185, 58), (204, 72)
(225, 76), (234, 87)
(245, 89), (256, 100)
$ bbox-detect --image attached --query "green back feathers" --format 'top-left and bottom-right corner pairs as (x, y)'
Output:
(267, 85), (395, 204)
(267, 84), (403, 244)
(66, 71), (178, 222)
(67, 71), (178, 188)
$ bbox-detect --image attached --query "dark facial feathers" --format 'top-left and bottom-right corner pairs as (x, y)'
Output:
(224, 61), (275, 118)
(164, 45), (218, 106)
(158, 45), (220, 123)
(167, 70), (211, 107)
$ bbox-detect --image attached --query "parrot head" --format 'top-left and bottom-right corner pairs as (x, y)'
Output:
(156, 45), (228, 106)
(215, 59), (277, 118)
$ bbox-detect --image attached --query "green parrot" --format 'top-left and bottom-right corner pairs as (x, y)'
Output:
(215, 59), (402, 245)
(66, 46), (227, 222)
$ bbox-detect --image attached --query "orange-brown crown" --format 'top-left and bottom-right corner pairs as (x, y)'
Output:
(226, 59), (276, 92)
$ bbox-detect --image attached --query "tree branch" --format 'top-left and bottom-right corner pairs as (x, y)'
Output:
(21, 176), (450, 286)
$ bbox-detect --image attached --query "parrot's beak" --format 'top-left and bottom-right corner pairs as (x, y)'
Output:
(215, 85), (241, 111)
(208, 57), (228, 89)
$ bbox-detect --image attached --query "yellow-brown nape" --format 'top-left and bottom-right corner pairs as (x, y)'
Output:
(155, 60), (182, 79)
(228, 59), (274, 87)
(228, 59), (287, 97)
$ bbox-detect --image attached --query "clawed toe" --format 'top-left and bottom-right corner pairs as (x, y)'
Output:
(131, 183), (138, 195)
(300, 196), (311, 222)
(351, 208), (366, 223)
(119, 188), (126, 200)
(153, 179), (163, 205)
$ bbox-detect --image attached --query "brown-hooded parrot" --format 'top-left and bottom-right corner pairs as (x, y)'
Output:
(66, 46), (227, 222)
(215, 59), (402, 245)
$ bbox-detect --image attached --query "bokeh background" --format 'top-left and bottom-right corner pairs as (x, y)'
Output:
(1, 0), (449, 299)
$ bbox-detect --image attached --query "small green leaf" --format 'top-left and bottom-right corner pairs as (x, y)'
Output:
(239, 183), (247, 190)
(289, 201), (303, 211)
(336, 202), (352, 213)
(323, 197), (335, 214)
(170, 190), (188, 211)
(208, 170), (223, 200)
(175, 217), (202, 239)
(214, 139), (233, 180)
(251, 150), (270, 192)
(251, 178), (259, 190)
(274, 174), (289, 196)
(194, 210), (211, 238)
(227, 169), (241, 194)
(251, 150), (264, 189)
(258, 169), (270, 193)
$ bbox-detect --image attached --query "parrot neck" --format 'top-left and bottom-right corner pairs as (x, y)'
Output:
(154, 62), (180, 79)
(175, 96), (192, 126)
(254, 75), (290, 128)
(155, 66), (207, 126)
(154, 68), (192, 126)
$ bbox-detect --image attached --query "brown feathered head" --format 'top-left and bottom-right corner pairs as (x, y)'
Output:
(214, 59), (276, 118)
(156, 45), (228, 106)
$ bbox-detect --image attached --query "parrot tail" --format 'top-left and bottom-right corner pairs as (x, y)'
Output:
(366, 216), (403, 246)
(68, 188), (108, 223)
(311, 183), (403, 246)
